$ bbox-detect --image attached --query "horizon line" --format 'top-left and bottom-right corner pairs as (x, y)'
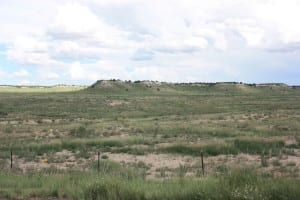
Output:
(0, 80), (300, 87)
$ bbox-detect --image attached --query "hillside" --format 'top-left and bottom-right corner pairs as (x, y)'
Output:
(86, 79), (298, 95)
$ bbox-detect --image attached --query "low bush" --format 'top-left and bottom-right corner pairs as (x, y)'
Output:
(70, 126), (95, 138)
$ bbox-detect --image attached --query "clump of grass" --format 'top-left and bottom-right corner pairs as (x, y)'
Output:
(4, 125), (13, 133)
(161, 139), (285, 156)
(70, 126), (95, 138)
(111, 147), (147, 155)
(75, 149), (90, 159)
(176, 164), (188, 178)
(156, 167), (168, 178)
(272, 159), (281, 166)
(161, 144), (238, 156)
(233, 139), (285, 155)
(4, 137), (146, 157)
(126, 161), (150, 178)
(261, 153), (268, 167)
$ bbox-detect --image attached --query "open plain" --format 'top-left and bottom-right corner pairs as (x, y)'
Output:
(0, 80), (299, 199)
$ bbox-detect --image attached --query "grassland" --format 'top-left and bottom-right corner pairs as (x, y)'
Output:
(0, 80), (299, 199)
(0, 85), (86, 93)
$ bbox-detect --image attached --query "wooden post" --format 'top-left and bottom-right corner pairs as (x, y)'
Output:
(97, 152), (100, 172)
(201, 152), (204, 176)
(10, 150), (13, 169)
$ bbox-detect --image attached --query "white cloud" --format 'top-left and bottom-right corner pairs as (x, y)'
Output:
(48, 2), (133, 49)
(50, 40), (103, 61)
(2, 1), (300, 52)
(52, 2), (101, 34)
(5, 2), (135, 67)
(6, 36), (57, 66)
(68, 62), (101, 81)
(0, 0), (69, 43)
(224, 18), (265, 47)
(255, 1), (300, 44)
(151, 34), (208, 54)
(13, 69), (30, 77)
(0, 0), (300, 84)
(68, 62), (86, 80)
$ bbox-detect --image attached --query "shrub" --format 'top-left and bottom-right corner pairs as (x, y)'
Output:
(70, 126), (95, 138)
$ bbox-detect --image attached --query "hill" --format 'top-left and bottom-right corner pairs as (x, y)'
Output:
(85, 79), (297, 95)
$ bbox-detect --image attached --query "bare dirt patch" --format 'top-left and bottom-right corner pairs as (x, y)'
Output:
(108, 100), (129, 106)
(105, 153), (300, 178)
(10, 150), (300, 178)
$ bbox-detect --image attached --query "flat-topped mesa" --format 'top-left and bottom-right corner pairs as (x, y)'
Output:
(87, 79), (168, 93)
(87, 80), (298, 94)
(90, 79), (162, 88)
(90, 80), (293, 87)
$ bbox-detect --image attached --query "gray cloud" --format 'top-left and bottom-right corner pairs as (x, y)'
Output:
(1, 0), (300, 85)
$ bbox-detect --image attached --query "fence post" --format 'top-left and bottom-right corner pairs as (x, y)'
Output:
(10, 150), (13, 169)
(201, 152), (204, 176)
(97, 151), (100, 172)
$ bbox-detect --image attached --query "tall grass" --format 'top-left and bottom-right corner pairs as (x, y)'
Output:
(0, 167), (299, 200)
(234, 139), (285, 155)
(161, 139), (285, 156)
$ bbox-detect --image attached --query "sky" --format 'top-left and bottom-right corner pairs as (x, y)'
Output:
(0, 0), (300, 85)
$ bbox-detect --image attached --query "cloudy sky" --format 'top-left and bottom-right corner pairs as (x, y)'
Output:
(0, 0), (299, 85)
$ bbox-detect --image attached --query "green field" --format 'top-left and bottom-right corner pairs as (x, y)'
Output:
(0, 85), (86, 93)
(0, 80), (299, 199)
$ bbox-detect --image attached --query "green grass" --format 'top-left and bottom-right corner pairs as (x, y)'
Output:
(0, 85), (86, 93)
(161, 144), (239, 156)
(233, 138), (285, 155)
(0, 167), (299, 200)
(0, 81), (299, 199)
(1, 137), (147, 157)
(161, 139), (285, 156)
